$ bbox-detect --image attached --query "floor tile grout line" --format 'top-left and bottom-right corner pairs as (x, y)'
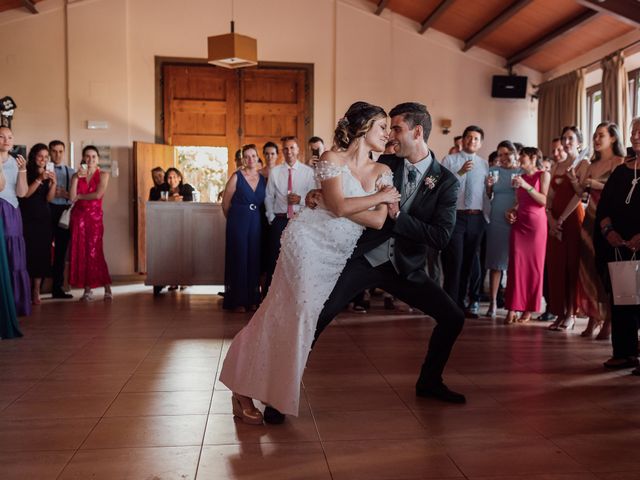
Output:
(303, 387), (335, 480)
(193, 342), (224, 479)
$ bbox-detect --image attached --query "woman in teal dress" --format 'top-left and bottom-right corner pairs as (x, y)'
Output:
(484, 140), (520, 318)
(0, 167), (22, 339)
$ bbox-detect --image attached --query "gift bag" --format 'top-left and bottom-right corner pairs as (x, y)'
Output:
(608, 250), (640, 305)
(58, 204), (74, 229)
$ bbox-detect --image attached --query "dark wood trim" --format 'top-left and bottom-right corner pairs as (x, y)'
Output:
(419, 0), (455, 34)
(507, 10), (598, 67)
(22, 0), (38, 14)
(374, 0), (389, 15)
(463, 0), (533, 52)
(154, 58), (314, 145)
(577, 0), (640, 27)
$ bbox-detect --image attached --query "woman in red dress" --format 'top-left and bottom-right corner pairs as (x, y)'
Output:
(504, 147), (550, 324)
(69, 145), (112, 301)
(546, 126), (585, 331)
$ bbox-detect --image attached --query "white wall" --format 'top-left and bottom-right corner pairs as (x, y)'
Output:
(0, 0), (540, 276)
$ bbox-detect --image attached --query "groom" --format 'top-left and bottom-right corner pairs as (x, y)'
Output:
(319, 103), (464, 397)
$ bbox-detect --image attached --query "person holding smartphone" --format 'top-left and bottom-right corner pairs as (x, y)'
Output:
(307, 136), (325, 168)
(49, 140), (75, 299)
(0, 126), (31, 316)
(69, 146), (112, 301)
(19, 144), (57, 305)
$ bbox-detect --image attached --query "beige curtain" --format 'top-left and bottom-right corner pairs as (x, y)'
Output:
(537, 70), (585, 156)
(601, 52), (629, 144)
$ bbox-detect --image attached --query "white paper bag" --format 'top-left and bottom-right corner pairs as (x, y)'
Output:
(608, 250), (640, 305)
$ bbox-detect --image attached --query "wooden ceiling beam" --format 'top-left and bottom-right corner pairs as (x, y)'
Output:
(463, 0), (533, 52)
(576, 0), (640, 27)
(374, 0), (389, 16)
(419, 0), (455, 34)
(506, 10), (598, 67)
(22, 0), (38, 14)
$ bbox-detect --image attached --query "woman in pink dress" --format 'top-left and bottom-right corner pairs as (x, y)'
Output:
(504, 147), (550, 324)
(69, 145), (112, 301)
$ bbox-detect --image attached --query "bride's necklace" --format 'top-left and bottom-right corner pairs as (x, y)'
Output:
(625, 157), (638, 205)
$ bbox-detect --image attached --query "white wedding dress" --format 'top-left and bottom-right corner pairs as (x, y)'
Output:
(220, 161), (391, 416)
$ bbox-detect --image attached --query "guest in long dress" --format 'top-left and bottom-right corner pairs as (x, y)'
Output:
(559, 122), (625, 339)
(546, 126), (585, 331)
(0, 126), (31, 315)
(504, 148), (550, 324)
(222, 144), (266, 312)
(0, 167), (22, 339)
(69, 145), (112, 301)
(484, 141), (520, 318)
(595, 117), (640, 372)
(19, 144), (56, 305)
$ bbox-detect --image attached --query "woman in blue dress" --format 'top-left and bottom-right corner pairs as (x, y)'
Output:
(222, 144), (267, 312)
(0, 165), (22, 339)
(484, 140), (520, 318)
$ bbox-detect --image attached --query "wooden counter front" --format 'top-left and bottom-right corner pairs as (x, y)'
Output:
(145, 202), (226, 285)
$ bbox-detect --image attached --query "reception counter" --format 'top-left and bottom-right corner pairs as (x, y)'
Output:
(145, 202), (226, 285)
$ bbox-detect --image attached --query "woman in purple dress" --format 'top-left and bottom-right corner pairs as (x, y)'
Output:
(504, 147), (550, 325)
(0, 126), (31, 316)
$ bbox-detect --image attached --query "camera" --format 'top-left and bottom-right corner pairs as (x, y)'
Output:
(10, 145), (26, 159)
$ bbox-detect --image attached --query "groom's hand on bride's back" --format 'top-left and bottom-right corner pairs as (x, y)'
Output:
(305, 189), (323, 209)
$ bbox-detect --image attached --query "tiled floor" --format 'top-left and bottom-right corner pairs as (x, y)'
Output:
(1, 284), (639, 479)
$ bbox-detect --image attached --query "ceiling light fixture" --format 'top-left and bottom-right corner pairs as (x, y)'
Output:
(207, 0), (257, 69)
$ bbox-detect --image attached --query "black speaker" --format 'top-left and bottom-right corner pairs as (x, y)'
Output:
(491, 75), (527, 99)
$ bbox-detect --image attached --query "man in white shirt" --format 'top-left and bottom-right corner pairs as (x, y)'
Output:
(441, 126), (489, 314)
(264, 136), (315, 293)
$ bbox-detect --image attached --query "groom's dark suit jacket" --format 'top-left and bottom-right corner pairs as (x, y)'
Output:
(352, 152), (459, 283)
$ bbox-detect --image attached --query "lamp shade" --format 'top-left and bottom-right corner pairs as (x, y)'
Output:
(207, 32), (257, 69)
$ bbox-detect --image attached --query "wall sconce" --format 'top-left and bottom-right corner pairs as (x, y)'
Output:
(440, 118), (452, 135)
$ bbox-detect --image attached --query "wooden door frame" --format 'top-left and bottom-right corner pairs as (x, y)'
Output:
(154, 56), (314, 147)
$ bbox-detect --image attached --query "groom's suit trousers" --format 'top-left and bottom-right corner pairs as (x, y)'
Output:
(315, 257), (464, 385)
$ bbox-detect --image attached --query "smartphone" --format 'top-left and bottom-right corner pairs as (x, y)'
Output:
(10, 145), (26, 158)
(46, 162), (55, 173)
(311, 148), (320, 157)
(80, 163), (88, 171)
(627, 146), (635, 158)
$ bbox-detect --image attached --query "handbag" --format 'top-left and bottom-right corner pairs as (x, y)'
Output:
(58, 204), (74, 229)
(607, 249), (640, 305)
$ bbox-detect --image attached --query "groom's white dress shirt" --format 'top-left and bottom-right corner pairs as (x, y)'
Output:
(264, 161), (316, 223)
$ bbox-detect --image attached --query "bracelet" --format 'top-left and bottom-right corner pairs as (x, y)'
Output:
(527, 186), (534, 193)
(18, 169), (26, 173)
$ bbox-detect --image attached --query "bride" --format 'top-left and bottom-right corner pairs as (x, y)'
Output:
(219, 101), (400, 423)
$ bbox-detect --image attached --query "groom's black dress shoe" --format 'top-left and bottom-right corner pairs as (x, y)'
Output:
(416, 382), (466, 404)
(264, 406), (285, 424)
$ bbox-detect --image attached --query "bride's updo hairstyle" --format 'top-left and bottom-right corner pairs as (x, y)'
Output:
(333, 101), (387, 150)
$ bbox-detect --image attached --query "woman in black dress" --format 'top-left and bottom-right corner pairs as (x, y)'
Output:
(19, 144), (56, 305)
(596, 117), (640, 373)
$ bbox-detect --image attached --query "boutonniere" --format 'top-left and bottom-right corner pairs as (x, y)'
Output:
(423, 175), (438, 190)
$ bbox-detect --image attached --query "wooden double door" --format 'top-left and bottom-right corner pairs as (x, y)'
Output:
(134, 63), (311, 273)
(162, 63), (311, 171)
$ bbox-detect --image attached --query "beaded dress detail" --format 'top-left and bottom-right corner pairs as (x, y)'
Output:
(220, 161), (392, 415)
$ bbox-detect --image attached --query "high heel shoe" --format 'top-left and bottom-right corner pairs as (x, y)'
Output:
(547, 317), (563, 331)
(504, 311), (516, 325)
(580, 317), (601, 337)
(231, 393), (263, 425)
(595, 321), (611, 341)
(557, 316), (575, 331)
(485, 303), (497, 319)
(518, 312), (532, 323)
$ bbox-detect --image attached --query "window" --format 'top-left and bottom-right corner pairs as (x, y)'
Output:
(586, 84), (602, 142)
(629, 68), (640, 119)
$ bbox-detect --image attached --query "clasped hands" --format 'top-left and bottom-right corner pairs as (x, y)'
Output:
(606, 231), (640, 251)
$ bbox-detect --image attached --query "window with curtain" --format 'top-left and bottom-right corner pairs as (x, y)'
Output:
(586, 84), (602, 141)
(629, 67), (640, 118)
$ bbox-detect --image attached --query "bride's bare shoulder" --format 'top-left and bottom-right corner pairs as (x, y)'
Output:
(372, 161), (392, 176)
